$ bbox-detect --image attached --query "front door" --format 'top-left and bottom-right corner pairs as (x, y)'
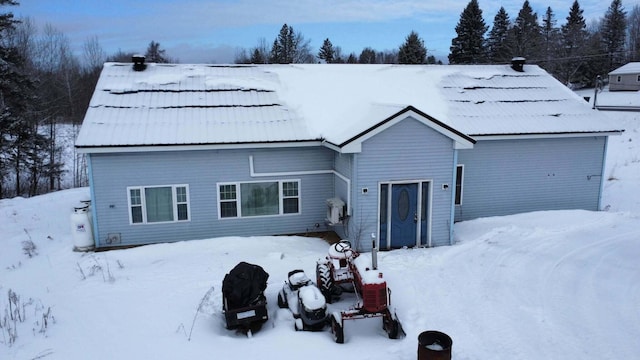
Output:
(390, 183), (418, 248)
(379, 181), (430, 249)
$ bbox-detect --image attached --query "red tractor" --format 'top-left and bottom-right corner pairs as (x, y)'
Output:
(316, 240), (405, 343)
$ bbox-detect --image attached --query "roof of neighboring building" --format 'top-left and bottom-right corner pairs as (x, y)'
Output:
(609, 62), (640, 75)
(75, 62), (623, 151)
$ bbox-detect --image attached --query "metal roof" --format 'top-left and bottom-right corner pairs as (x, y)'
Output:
(75, 62), (623, 152)
(609, 62), (640, 75)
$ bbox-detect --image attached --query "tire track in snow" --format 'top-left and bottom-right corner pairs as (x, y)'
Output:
(539, 229), (640, 359)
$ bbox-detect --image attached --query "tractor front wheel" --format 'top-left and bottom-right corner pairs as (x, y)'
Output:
(386, 319), (400, 339)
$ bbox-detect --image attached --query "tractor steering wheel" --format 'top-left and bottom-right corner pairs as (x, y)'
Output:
(334, 240), (351, 253)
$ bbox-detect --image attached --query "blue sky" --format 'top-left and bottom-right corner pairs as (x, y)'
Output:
(13, 0), (640, 64)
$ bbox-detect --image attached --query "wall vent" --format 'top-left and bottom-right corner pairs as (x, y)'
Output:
(106, 233), (121, 244)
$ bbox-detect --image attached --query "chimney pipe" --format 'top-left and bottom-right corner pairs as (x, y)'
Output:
(511, 57), (526, 72)
(132, 55), (146, 71)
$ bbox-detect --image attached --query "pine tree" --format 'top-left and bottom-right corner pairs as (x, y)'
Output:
(0, 0), (37, 196)
(398, 31), (427, 64)
(540, 7), (561, 75)
(486, 7), (512, 63)
(509, 0), (542, 60)
(250, 48), (266, 64)
(318, 38), (335, 63)
(269, 24), (314, 64)
(358, 47), (376, 64)
(449, 0), (488, 64)
(628, 5), (640, 61)
(600, 0), (627, 72)
(270, 24), (293, 63)
(559, 0), (589, 84)
(145, 41), (169, 63)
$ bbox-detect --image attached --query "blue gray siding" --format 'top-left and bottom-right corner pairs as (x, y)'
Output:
(455, 136), (607, 222)
(89, 147), (334, 247)
(330, 153), (353, 240)
(350, 117), (457, 250)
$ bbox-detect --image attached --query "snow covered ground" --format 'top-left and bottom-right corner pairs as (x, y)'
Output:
(1, 107), (639, 359)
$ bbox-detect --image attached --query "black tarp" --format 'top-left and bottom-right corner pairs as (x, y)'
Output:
(222, 262), (269, 310)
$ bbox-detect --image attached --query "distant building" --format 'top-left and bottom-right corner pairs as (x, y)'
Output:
(608, 62), (640, 91)
(76, 58), (623, 250)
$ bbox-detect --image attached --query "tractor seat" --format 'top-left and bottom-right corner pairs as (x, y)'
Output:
(288, 269), (311, 290)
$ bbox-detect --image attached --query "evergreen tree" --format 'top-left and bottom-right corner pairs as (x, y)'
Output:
(318, 38), (335, 63)
(145, 40), (169, 63)
(486, 7), (512, 63)
(540, 7), (561, 76)
(346, 53), (357, 64)
(508, 0), (542, 60)
(581, 23), (607, 87)
(449, 0), (488, 64)
(0, 0), (37, 196)
(600, 0), (627, 72)
(358, 47), (376, 64)
(269, 24), (314, 64)
(560, 0), (589, 84)
(628, 5), (640, 61)
(270, 24), (295, 63)
(250, 48), (267, 64)
(398, 31), (427, 64)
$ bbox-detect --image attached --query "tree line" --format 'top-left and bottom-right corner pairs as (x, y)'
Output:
(236, 0), (639, 87)
(234, 25), (441, 65)
(1, 0), (640, 198)
(0, 0), (173, 198)
(449, 0), (639, 86)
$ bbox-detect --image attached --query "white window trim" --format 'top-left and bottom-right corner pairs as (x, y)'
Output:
(127, 184), (190, 225)
(217, 179), (301, 219)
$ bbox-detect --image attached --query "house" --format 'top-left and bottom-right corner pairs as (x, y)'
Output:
(608, 62), (640, 91)
(75, 57), (623, 251)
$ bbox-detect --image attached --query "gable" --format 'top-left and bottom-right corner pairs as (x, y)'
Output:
(338, 106), (475, 153)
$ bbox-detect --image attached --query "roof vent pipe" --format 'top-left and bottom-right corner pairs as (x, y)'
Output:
(511, 57), (526, 72)
(132, 55), (146, 71)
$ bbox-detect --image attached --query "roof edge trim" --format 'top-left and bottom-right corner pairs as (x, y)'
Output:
(76, 140), (323, 154)
(470, 130), (624, 141)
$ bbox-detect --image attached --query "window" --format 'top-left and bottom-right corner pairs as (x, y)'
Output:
(218, 180), (300, 218)
(127, 185), (190, 224)
(637, 75), (640, 82)
(455, 165), (464, 205)
(617, 75), (622, 82)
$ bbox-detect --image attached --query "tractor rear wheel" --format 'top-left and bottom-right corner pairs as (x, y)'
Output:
(316, 263), (334, 303)
(330, 314), (344, 344)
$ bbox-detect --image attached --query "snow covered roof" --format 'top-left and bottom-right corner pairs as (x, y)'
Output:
(75, 62), (623, 152)
(609, 62), (640, 75)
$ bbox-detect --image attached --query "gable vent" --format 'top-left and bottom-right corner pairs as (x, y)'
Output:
(511, 57), (526, 72)
(132, 55), (146, 71)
